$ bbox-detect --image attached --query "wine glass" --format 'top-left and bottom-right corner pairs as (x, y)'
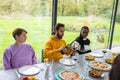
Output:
(102, 50), (107, 53)
(72, 55), (78, 61)
(102, 49), (107, 60)
(71, 42), (80, 62)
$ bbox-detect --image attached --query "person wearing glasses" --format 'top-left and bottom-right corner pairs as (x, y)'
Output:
(3, 28), (37, 70)
(71, 26), (91, 54)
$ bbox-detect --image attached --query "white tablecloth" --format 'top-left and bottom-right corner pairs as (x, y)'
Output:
(0, 63), (47, 80)
(0, 50), (111, 80)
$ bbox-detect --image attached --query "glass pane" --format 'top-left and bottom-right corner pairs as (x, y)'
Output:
(0, 0), (52, 68)
(112, 1), (120, 48)
(57, 0), (114, 50)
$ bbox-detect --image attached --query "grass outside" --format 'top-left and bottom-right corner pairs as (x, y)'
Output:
(0, 16), (120, 68)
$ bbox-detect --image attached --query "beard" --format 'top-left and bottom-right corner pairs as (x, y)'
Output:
(57, 32), (63, 39)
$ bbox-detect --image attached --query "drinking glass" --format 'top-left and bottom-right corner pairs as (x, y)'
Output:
(45, 58), (54, 80)
(45, 58), (54, 68)
(72, 55), (78, 61)
(71, 52), (80, 63)
(84, 60), (90, 80)
(71, 42), (80, 62)
(112, 53), (117, 59)
(102, 49), (107, 60)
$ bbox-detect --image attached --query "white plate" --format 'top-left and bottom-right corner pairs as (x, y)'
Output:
(89, 51), (104, 58)
(18, 65), (40, 76)
(59, 58), (76, 66)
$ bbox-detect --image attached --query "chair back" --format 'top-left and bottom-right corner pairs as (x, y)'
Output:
(41, 49), (44, 62)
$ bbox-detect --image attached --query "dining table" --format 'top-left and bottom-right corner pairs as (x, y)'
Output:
(0, 49), (112, 80)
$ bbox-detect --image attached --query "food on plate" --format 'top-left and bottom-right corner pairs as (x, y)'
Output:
(105, 58), (114, 64)
(28, 76), (37, 80)
(89, 61), (111, 70)
(21, 77), (29, 80)
(85, 55), (95, 60)
(89, 69), (102, 77)
(59, 70), (81, 80)
(21, 76), (37, 80)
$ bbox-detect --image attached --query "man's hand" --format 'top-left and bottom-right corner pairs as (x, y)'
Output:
(58, 46), (67, 54)
(70, 47), (76, 51)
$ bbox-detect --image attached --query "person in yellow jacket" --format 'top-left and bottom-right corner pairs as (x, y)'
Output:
(44, 23), (73, 61)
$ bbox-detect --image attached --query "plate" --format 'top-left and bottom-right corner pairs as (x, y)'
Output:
(89, 51), (104, 58)
(59, 58), (76, 66)
(89, 69), (104, 78)
(55, 69), (84, 80)
(18, 65), (40, 76)
(89, 61), (111, 71)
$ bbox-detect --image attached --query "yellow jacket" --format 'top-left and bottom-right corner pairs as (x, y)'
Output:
(44, 35), (72, 61)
